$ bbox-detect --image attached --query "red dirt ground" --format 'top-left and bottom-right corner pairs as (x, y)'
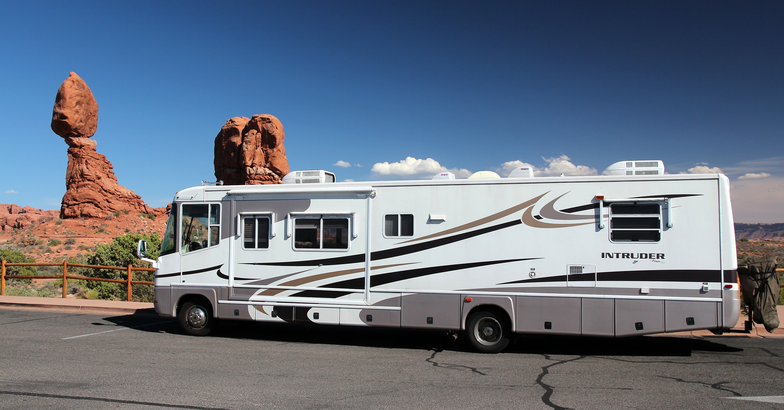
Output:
(1, 212), (167, 262)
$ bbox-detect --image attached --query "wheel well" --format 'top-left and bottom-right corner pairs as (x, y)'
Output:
(176, 295), (213, 317)
(465, 304), (512, 330)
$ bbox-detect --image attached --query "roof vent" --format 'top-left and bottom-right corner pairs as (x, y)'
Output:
(282, 170), (337, 184)
(432, 172), (455, 180)
(602, 160), (664, 176)
(507, 167), (534, 178)
(468, 171), (501, 179)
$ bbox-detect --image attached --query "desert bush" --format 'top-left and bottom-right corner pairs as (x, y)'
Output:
(0, 248), (38, 283)
(84, 232), (161, 302)
(4, 280), (58, 298)
(21, 235), (41, 247)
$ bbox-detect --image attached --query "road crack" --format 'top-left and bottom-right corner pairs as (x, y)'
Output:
(426, 348), (487, 375)
(536, 355), (585, 410)
(658, 376), (742, 397)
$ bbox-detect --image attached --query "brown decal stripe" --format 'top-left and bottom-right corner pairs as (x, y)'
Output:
(500, 269), (722, 285)
(522, 207), (594, 229)
(157, 264), (223, 278)
(398, 193), (548, 244)
(248, 219), (524, 267)
(539, 193), (594, 221)
(255, 263), (414, 297)
(291, 258), (538, 298)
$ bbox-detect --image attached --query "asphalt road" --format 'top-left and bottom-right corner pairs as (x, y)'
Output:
(0, 307), (782, 410)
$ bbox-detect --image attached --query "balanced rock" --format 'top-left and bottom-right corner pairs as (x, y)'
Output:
(51, 72), (98, 142)
(51, 72), (153, 219)
(214, 114), (290, 185)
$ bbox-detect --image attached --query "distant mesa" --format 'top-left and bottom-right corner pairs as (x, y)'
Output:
(51, 72), (157, 219)
(734, 223), (784, 241)
(0, 204), (58, 232)
(214, 114), (290, 185)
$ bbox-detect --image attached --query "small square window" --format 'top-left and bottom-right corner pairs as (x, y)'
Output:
(294, 217), (350, 250)
(243, 216), (270, 249)
(384, 214), (414, 237)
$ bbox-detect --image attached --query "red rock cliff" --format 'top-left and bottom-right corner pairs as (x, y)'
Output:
(51, 72), (153, 218)
(214, 114), (290, 185)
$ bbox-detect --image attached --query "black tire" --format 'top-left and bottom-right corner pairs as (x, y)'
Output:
(465, 310), (510, 353)
(179, 300), (213, 336)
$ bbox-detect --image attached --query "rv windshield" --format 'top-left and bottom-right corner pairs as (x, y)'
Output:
(160, 205), (177, 256)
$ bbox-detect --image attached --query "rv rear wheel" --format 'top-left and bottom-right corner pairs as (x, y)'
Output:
(179, 301), (213, 336)
(466, 310), (510, 353)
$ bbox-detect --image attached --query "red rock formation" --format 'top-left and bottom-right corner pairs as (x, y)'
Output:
(0, 205), (58, 232)
(214, 114), (290, 185)
(51, 72), (153, 219)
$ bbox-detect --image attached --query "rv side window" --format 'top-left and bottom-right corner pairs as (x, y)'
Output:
(181, 204), (221, 253)
(243, 216), (270, 249)
(609, 203), (661, 242)
(160, 205), (178, 256)
(384, 214), (414, 237)
(294, 217), (349, 250)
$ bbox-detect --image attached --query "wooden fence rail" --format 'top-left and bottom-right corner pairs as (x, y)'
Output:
(0, 260), (155, 302)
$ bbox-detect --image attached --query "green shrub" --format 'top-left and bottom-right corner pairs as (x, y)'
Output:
(0, 248), (38, 283)
(84, 232), (161, 302)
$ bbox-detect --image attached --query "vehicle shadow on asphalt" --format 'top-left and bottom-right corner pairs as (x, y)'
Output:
(103, 312), (743, 356)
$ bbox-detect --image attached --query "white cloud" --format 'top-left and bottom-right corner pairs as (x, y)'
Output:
(501, 155), (596, 177)
(371, 157), (471, 179)
(342, 179), (355, 182)
(5, 190), (17, 194)
(721, 156), (784, 176)
(334, 160), (351, 168)
(682, 165), (723, 174)
(738, 172), (771, 180)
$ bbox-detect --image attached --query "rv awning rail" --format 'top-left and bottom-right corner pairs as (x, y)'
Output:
(225, 186), (375, 196)
(600, 197), (670, 203)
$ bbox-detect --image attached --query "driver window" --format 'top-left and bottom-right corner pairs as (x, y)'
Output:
(181, 204), (221, 253)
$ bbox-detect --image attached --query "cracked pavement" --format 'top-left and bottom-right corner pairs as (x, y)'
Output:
(1, 307), (783, 409)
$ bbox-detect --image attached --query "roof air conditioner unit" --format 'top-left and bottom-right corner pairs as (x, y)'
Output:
(507, 167), (535, 178)
(282, 170), (337, 184)
(602, 160), (664, 176)
(432, 172), (455, 180)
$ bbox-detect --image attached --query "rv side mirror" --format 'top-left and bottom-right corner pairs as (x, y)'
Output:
(136, 240), (148, 258)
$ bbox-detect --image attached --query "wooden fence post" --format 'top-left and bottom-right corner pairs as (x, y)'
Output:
(127, 265), (133, 302)
(62, 261), (68, 298)
(1, 259), (5, 296)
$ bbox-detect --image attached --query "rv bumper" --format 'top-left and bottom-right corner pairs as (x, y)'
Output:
(154, 286), (174, 317)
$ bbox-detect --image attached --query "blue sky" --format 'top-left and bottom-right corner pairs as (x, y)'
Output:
(0, 1), (782, 223)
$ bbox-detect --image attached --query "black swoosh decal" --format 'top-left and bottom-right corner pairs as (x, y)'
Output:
(500, 269), (722, 285)
(156, 264), (223, 278)
(291, 258), (538, 298)
(247, 219), (523, 268)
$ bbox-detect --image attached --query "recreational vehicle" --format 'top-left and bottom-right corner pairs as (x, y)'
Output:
(139, 161), (740, 353)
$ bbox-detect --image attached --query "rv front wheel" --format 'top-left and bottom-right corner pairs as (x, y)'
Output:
(466, 311), (510, 353)
(179, 301), (213, 336)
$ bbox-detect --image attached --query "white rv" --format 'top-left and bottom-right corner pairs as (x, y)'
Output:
(142, 161), (740, 352)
